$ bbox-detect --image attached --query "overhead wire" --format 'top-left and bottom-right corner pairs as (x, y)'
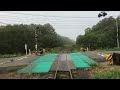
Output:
(0, 11), (100, 23)
(0, 11), (98, 18)
(0, 11), (100, 28)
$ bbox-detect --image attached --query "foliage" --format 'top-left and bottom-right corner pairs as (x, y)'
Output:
(0, 23), (74, 54)
(76, 16), (120, 50)
(0, 54), (22, 58)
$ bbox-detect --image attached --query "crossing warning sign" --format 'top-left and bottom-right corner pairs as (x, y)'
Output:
(105, 54), (112, 61)
(105, 54), (113, 65)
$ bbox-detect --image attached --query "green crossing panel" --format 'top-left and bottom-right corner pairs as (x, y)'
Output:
(70, 53), (90, 68)
(78, 53), (96, 65)
(70, 53), (96, 68)
(17, 54), (58, 73)
(32, 62), (53, 73)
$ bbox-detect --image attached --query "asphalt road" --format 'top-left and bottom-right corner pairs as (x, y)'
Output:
(0, 54), (39, 67)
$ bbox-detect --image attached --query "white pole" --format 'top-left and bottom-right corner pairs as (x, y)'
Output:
(25, 44), (27, 55)
(87, 47), (88, 51)
(29, 49), (31, 55)
(26, 49), (27, 55)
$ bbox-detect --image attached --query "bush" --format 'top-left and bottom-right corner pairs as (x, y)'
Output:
(47, 47), (63, 53)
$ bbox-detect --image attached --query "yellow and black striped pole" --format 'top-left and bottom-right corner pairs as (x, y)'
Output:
(105, 54), (113, 65)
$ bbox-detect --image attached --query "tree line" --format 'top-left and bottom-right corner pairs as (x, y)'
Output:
(0, 23), (74, 54)
(76, 16), (120, 50)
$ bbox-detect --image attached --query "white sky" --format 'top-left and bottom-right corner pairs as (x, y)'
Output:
(0, 11), (120, 41)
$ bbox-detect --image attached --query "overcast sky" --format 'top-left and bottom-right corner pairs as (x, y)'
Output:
(0, 11), (120, 41)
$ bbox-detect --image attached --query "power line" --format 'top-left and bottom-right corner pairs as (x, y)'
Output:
(0, 11), (98, 18)
(0, 13), (100, 25)
(0, 17), (98, 23)
(0, 17), (98, 24)
(0, 20), (96, 26)
(0, 22), (8, 25)
(0, 16), (100, 23)
(0, 12), (99, 27)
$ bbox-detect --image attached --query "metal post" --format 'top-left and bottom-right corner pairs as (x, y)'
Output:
(116, 18), (119, 48)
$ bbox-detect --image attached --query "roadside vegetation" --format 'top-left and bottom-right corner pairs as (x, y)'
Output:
(90, 63), (100, 68)
(0, 54), (22, 58)
(0, 23), (75, 57)
(95, 69), (120, 79)
(76, 16), (120, 50)
(49, 47), (63, 53)
(95, 48), (120, 52)
(91, 62), (120, 79)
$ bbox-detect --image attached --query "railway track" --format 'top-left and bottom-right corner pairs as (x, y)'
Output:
(42, 48), (90, 79)
(35, 48), (91, 79)
(47, 48), (75, 79)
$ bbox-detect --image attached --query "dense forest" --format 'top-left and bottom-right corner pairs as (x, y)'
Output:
(0, 23), (74, 54)
(76, 16), (120, 50)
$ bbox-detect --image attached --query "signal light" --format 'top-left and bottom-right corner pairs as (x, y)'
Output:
(98, 11), (107, 18)
(102, 12), (107, 17)
(98, 13), (102, 18)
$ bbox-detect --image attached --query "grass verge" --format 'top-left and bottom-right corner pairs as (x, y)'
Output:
(0, 54), (23, 58)
(91, 61), (120, 79)
(95, 69), (120, 79)
(95, 47), (120, 52)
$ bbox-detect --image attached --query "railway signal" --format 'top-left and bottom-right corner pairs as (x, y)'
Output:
(98, 12), (103, 18)
(98, 11), (107, 18)
(102, 12), (107, 16)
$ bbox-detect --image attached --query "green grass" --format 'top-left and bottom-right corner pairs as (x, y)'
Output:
(0, 54), (22, 58)
(95, 48), (120, 52)
(50, 47), (63, 53)
(71, 48), (79, 53)
(90, 63), (100, 68)
(95, 70), (120, 79)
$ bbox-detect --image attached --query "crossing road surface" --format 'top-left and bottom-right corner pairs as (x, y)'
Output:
(50, 54), (76, 71)
(0, 54), (39, 67)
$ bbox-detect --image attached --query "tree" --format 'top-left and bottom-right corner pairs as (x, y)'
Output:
(85, 27), (91, 34)
(0, 23), (73, 54)
(76, 16), (119, 50)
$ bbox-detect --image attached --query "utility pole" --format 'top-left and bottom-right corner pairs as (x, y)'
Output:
(116, 18), (120, 48)
(35, 27), (38, 55)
